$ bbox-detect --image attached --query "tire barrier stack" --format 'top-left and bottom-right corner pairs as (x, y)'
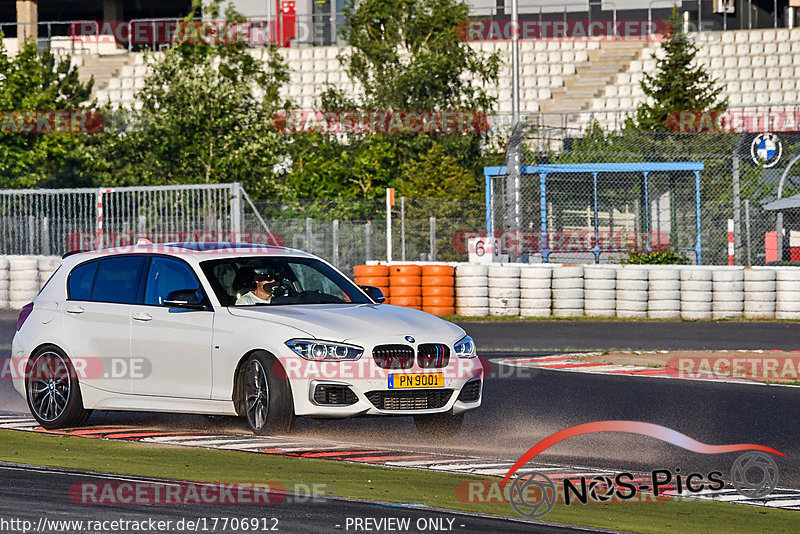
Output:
(8, 256), (40, 310)
(680, 268), (713, 320)
(776, 269), (800, 320)
(3, 257), (799, 322)
(455, 265), (489, 317)
(421, 265), (455, 316)
(744, 269), (776, 319)
(616, 268), (648, 318)
(519, 266), (552, 317)
(488, 265), (520, 316)
(583, 267), (616, 318)
(712, 269), (744, 320)
(388, 265), (422, 310)
(353, 264), (390, 303)
(0, 258), (9, 309)
(552, 266), (584, 317)
(648, 268), (681, 319)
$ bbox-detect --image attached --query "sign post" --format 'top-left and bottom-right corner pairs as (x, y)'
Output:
(386, 188), (395, 262)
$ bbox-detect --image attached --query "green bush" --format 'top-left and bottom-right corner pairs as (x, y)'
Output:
(766, 260), (800, 267)
(625, 249), (690, 265)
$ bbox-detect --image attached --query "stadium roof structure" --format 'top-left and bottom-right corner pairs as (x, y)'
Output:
(763, 194), (800, 212)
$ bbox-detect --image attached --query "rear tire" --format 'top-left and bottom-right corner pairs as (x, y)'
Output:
(25, 347), (90, 430)
(414, 413), (463, 438)
(241, 352), (294, 435)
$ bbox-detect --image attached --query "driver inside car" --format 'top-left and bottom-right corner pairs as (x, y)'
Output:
(235, 267), (279, 305)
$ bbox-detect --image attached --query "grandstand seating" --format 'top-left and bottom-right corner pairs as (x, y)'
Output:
(52, 27), (800, 131)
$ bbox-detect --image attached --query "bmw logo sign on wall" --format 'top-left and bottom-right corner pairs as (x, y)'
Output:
(405, 336), (415, 343)
(751, 133), (782, 168)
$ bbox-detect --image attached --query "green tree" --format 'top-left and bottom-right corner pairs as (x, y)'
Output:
(394, 143), (485, 261)
(287, 0), (500, 203)
(632, 7), (727, 131)
(0, 38), (94, 188)
(80, 0), (290, 198)
(395, 143), (478, 198)
(275, 135), (396, 219)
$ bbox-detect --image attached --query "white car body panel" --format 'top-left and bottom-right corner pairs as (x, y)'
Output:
(11, 244), (483, 422)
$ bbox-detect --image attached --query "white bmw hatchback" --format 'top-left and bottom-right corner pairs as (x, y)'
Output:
(12, 243), (483, 435)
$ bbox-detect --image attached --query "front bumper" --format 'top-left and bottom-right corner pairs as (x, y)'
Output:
(285, 349), (484, 418)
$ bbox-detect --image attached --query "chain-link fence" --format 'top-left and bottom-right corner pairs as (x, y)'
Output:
(487, 126), (800, 265)
(0, 187), (485, 275)
(0, 183), (250, 255)
(245, 198), (486, 274)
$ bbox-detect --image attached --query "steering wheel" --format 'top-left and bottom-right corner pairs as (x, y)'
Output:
(270, 277), (296, 298)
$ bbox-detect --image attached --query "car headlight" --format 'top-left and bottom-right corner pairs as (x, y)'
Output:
(285, 339), (364, 361)
(454, 335), (477, 358)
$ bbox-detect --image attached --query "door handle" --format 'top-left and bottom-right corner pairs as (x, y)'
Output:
(132, 312), (152, 322)
(64, 306), (84, 314)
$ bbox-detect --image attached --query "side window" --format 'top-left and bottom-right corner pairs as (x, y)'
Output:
(67, 261), (98, 301)
(91, 256), (147, 304)
(144, 257), (202, 306)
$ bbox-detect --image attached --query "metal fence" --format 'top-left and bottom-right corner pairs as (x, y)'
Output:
(487, 125), (800, 265)
(0, 183), (260, 255)
(0, 185), (484, 274)
(245, 198), (485, 274)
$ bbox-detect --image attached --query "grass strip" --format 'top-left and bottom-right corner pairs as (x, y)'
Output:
(0, 430), (796, 533)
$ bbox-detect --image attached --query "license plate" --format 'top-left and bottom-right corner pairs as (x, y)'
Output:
(388, 373), (444, 389)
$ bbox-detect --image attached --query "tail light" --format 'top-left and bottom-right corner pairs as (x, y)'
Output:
(16, 303), (33, 331)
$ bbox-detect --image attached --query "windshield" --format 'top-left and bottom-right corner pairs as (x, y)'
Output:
(200, 256), (371, 307)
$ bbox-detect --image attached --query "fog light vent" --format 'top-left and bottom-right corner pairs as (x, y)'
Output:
(313, 385), (358, 405)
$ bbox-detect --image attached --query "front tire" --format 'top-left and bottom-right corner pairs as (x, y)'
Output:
(25, 347), (90, 429)
(414, 413), (463, 438)
(242, 352), (294, 435)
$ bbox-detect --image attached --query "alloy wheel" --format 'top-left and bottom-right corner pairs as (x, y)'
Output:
(245, 359), (270, 431)
(27, 352), (71, 422)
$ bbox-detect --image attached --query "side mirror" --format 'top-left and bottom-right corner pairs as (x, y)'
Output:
(163, 289), (206, 310)
(359, 285), (386, 304)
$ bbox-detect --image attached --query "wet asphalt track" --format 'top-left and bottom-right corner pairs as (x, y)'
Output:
(0, 311), (799, 530)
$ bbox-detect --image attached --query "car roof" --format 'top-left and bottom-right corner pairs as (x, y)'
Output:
(62, 242), (315, 263)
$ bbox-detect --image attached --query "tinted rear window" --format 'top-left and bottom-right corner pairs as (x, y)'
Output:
(67, 261), (98, 301)
(91, 256), (147, 304)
